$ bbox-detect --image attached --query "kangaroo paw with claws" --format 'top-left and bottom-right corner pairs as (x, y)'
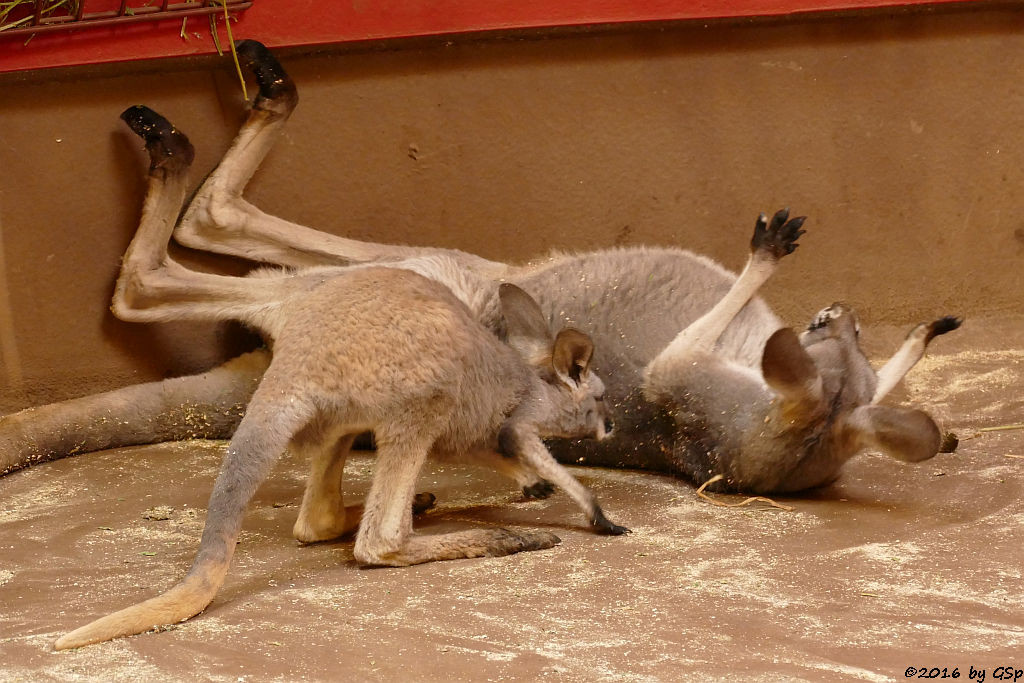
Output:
(751, 207), (806, 260)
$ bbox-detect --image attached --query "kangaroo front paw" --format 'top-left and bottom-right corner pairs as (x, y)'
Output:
(522, 480), (556, 499)
(590, 506), (630, 536)
(412, 492), (437, 515)
(750, 208), (806, 260)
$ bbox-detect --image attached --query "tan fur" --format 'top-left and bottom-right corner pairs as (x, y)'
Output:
(151, 55), (957, 493)
(54, 103), (625, 651)
(0, 49), (959, 653)
(1, 42), (957, 494)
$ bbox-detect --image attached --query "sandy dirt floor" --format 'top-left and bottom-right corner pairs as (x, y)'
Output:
(0, 317), (1021, 682)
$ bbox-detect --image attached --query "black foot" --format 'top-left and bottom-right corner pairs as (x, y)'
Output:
(926, 315), (963, 343)
(482, 528), (562, 557)
(517, 529), (561, 552)
(751, 208), (806, 260)
(591, 506), (630, 536)
(412, 492), (437, 515)
(522, 480), (556, 499)
(120, 105), (194, 171)
(234, 39), (298, 107)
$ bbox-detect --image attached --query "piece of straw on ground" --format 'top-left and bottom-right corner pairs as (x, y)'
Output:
(695, 474), (795, 512)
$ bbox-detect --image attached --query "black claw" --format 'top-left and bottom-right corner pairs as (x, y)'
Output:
(752, 213), (768, 243)
(769, 207), (790, 232)
(926, 316), (963, 342)
(120, 105), (194, 171)
(591, 507), (630, 536)
(782, 216), (806, 239)
(234, 39), (297, 106)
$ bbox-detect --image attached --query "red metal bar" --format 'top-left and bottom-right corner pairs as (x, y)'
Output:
(2, 2), (250, 36)
(0, 0), (994, 75)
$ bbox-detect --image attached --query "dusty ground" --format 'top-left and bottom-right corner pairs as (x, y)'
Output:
(0, 317), (1021, 682)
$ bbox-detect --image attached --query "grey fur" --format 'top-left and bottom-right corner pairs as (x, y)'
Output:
(53, 106), (625, 650)
(0, 43), (958, 499)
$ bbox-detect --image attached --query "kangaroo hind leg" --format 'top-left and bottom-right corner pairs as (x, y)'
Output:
(176, 40), (507, 276)
(293, 431), (362, 543)
(353, 432), (559, 568)
(872, 316), (962, 404)
(293, 427), (440, 544)
(113, 105), (288, 322)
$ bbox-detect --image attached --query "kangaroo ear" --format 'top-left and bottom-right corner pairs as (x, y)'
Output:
(499, 283), (553, 359)
(762, 328), (823, 405)
(552, 328), (594, 387)
(841, 405), (941, 463)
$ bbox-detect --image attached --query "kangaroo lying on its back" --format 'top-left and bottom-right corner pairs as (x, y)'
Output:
(0, 41), (959, 495)
(53, 107), (626, 650)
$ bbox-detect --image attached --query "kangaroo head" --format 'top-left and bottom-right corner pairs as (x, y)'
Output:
(760, 301), (943, 469)
(498, 283), (612, 441)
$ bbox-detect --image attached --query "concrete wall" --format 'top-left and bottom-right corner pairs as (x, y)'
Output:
(1, 5), (1022, 410)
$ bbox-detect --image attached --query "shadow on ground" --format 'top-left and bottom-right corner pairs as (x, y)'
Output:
(0, 317), (1021, 681)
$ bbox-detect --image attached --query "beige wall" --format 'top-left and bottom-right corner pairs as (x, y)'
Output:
(1, 5), (1022, 411)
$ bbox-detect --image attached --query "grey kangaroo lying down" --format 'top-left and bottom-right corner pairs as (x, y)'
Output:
(0, 41), (959, 496)
(54, 107), (626, 650)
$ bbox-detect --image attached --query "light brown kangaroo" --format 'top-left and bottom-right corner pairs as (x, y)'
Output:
(0, 41), (959, 495)
(53, 106), (626, 651)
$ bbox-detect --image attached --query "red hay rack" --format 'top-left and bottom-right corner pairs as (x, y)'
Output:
(0, 0), (251, 37)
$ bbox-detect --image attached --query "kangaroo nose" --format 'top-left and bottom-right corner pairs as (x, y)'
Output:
(603, 417), (615, 435)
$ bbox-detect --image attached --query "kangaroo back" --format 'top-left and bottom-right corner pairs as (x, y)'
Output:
(268, 267), (531, 452)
